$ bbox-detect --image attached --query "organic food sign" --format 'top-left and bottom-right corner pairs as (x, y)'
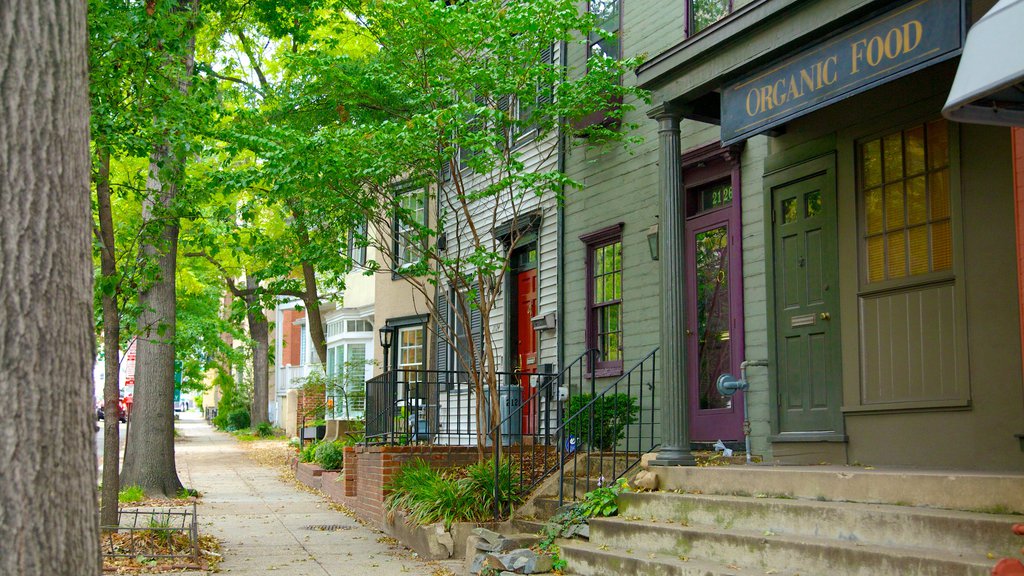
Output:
(721, 0), (961, 144)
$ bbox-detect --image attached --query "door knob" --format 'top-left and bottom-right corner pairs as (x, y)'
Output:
(820, 312), (831, 321)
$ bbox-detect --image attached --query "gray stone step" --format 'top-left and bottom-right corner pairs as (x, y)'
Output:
(558, 541), (805, 576)
(657, 465), (1024, 513)
(586, 517), (994, 576)
(618, 491), (1024, 557)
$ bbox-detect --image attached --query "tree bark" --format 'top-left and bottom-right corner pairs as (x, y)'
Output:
(301, 261), (328, 366)
(96, 146), (122, 528)
(120, 0), (197, 497)
(121, 144), (186, 497)
(0, 0), (100, 573)
(246, 275), (270, 427)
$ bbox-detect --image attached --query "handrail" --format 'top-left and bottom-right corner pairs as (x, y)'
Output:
(556, 347), (659, 506)
(489, 348), (598, 519)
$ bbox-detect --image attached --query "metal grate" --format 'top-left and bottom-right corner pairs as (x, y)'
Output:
(101, 502), (199, 561)
(302, 524), (354, 531)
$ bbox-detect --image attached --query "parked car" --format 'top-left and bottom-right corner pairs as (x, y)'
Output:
(96, 400), (127, 423)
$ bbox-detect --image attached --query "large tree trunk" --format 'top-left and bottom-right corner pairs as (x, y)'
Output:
(246, 275), (270, 427)
(96, 146), (122, 528)
(0, 0), (100, 573)
(120, 0), (197, 497)
(121, 145), (186, 497)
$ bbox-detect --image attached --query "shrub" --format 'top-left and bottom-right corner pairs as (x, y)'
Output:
(118, 485), (145, 504)
(299, 440), (320, 463)
(564, 393), (639, 451)
(314, 441), (346, 470)
(384, 458), (523, 529)
(255, 422), (275, 437)
(225, 408), (250, 431)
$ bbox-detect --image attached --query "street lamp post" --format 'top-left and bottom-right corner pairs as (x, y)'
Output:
(379, 325), (395, 373)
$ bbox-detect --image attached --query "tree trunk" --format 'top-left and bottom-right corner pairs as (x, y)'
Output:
(0, 0), (99, 573)
(96, 146), (122, 528)
(246, 275), (270, 427)
(301, 261), (328, 365)
(121, 145), (186, 497)
(120, 0), (197, 497)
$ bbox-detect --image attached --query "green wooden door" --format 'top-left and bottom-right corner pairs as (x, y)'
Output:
(769, 157), (842, 435)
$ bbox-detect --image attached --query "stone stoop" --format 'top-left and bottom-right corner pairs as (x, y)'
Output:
(556, 466), (1024, 576)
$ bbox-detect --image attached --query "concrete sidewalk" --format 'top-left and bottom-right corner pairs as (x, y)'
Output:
(174, 413), (459, 575)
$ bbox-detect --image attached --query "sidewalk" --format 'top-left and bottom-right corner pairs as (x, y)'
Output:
(174, 413), (459, 575)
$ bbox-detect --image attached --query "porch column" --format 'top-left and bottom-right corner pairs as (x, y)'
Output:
(648, 102), (696, 467)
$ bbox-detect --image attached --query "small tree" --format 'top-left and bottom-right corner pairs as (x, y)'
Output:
(333, 0), (647, 459)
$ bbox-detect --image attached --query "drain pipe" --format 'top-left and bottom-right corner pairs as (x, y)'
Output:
(716, 360), (769, 464)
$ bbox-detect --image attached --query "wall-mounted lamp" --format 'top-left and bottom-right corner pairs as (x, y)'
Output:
(437, 232), (447, 252)
(647, 223), (660, 261)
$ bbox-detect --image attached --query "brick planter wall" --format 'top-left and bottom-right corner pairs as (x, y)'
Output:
(338, 445), (480, 529)
(296, 461), (324, 490)
(320, 470), (345, 502)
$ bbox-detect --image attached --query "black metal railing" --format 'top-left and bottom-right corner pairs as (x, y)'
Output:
(363, 347), (657, 520)
(489, 349), (597, 518)
(555, 347), (660, 506)
(364, 367), (562, 447)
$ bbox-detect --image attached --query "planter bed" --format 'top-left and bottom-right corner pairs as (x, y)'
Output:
(384, 509), (501, 560)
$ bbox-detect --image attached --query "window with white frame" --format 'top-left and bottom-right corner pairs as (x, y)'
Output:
(394, 184), (427, 270)
(326, 342), (370, 420)
(396, 325), (426, 373)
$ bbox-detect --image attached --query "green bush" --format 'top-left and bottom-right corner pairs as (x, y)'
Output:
(225, 408), (250, 431)
(384, 458), (523, 529)
(314, 441), (346, 470)
(299, 440), (321, 463)
(255, 422), (275, 437)
(565, 393), (639, 451)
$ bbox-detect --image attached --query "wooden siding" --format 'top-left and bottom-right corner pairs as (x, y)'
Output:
(857, 283), (967, 406)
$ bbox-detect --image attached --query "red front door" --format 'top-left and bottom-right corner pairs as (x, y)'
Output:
(515, 268), (538, 433)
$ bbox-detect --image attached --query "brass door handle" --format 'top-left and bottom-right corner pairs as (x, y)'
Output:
(685, 329), (693, 335)
(820, 312), (831, 321)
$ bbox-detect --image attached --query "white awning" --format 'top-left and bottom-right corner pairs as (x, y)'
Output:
(942, 0), (1024, 126)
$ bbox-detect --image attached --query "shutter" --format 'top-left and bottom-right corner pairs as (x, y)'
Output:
(435, 290), (449, 384)
(538, 43), (555, 106)
(470, 284), (483, 372)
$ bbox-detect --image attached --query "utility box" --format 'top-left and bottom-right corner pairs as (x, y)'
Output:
(483, 385), (522, 446)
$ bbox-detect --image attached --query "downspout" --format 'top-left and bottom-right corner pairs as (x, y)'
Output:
(556, 38), (568, 373)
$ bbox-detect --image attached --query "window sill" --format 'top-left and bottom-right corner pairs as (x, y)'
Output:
(585, 366), (624, 380)
(842, 398), (971, 415)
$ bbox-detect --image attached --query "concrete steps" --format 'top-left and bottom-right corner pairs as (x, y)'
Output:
(555, 465), (1024, 576)
(574, 517), (993, 576)
(617, 491), (1023, 556)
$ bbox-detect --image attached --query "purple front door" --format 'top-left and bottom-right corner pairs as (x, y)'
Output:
(685, 185), (745, 443)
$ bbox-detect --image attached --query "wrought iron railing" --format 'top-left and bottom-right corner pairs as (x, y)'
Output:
(555, 347), (660, 506)
(489, 349), (597, 518)
(363, 367), (560, 447)
(362, 348), (657, 520)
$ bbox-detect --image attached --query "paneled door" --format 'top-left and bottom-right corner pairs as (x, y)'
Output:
(515, 267), (538, 433)
(769, 156), (842, 435)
